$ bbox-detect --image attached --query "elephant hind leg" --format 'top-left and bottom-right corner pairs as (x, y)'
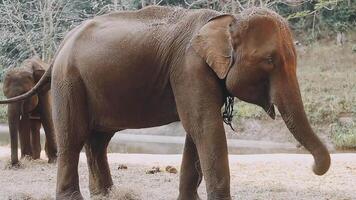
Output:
(54, 77), (89, 200)
(19, 114), (32, 158)
(85, 131), (114, 196)
(30, 119), (41, 160)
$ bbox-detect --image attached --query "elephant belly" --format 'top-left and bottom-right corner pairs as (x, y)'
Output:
(92, 95), (180, 131)
(87, 77), (180, 131)
(29, 111), (41, 120)
(80, 58), (179, 130)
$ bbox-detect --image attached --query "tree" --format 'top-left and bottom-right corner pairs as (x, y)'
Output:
(0, 0), (354, 72)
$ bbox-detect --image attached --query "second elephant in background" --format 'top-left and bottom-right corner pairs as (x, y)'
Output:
(3, 56), (57, 165)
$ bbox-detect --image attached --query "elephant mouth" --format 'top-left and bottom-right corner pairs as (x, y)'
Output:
(261, 82), (275, 119)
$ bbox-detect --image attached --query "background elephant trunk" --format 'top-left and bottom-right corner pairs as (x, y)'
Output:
(272, 76), (330, 175)
(8, 103), (21, 165)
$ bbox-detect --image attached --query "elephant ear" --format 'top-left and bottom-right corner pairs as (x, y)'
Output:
(30, 58), (46, 83)
(191, 15), (236, 79)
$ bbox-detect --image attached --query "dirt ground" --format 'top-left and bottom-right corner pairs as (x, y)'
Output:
(0, 147), (356, 200)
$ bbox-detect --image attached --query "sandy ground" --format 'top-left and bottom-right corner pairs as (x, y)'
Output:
(0, 147), (356, 200)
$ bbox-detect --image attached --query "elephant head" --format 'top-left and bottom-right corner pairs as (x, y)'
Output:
(3, 56), (47, 164)
(4, 56), (46, 96)
(3, 56), (47, 112)
(192, 8), (330, 175)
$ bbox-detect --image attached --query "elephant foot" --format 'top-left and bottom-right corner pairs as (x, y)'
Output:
(21, 155), (33, 161)
(91, 189), (112, 199)
(48, 156), (57, 164)
(89, 183), (113, 198)
(31, 155), (40, 160)
(8, 160), (21, 169)
(56, 191), (83, 200)
(177, 193), (201, 200)
(207, 194), (231, 200)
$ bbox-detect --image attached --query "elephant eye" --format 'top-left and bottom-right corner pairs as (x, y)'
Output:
(266, 56), (273, 64)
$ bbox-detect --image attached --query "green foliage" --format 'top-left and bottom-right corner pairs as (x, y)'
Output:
(277, 0), (356, 38)
(287, 10), (311, 20)
(319, 0), (356, 33)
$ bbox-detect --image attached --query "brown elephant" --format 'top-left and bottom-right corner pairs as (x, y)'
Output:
(2, 56), (57, 165)
(0, 6), (330, 200)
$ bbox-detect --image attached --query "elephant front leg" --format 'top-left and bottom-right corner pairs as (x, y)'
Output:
(8, 104), (20, 165)
(85, 132), (114, 196)
(189, 121), (231, 200)
(174, 101), (231, 200)
(178, 134), (202, 200)
(19, 114), (32, 158)
(30, 119), (42, 159)
(172, 56), (232, 199)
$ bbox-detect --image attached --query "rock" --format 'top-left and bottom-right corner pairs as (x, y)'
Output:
(146, 166), (161, 174)
(118, 164), (128, 170)
(339, 116), (354, 126)
(165, 166), (178, 174)
(145, 169), (155, 174)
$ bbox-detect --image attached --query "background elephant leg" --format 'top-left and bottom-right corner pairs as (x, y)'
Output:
(39, 92), (57, 163)
(178, 134), (202, 200)
(8, 104), (20, 165)
(19, 114), (32, 158)
(85, 132), (114, 196)
(30, 119), (41, 159)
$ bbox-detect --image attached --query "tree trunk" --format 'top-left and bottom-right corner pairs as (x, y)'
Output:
(336, 32), (346, 46)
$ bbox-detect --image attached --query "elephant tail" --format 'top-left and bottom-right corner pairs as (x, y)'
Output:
(0, 64), (52, 104)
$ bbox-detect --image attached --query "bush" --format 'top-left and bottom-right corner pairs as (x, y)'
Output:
(332, 122), (356, 149)
(352, 45), (356, 52)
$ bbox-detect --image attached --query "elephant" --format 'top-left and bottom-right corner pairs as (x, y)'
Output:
(2, 56), (57, 165)
(0, 6), (330, 200)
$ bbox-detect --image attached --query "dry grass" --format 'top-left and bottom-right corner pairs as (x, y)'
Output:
(331, 122), (356, 149)
(7, 193), (52, 200)
(6, 188), (141, 200)
(297, 43), (355, 124)
(1, 150), (356, 200)
(92, 187), (141, 200)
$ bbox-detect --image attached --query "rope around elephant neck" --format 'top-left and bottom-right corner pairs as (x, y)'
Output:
(222, 96), (235, 131)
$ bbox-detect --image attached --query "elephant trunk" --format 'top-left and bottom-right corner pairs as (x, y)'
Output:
(8, 103), (21, 165)
(272, 75), (330, 175)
